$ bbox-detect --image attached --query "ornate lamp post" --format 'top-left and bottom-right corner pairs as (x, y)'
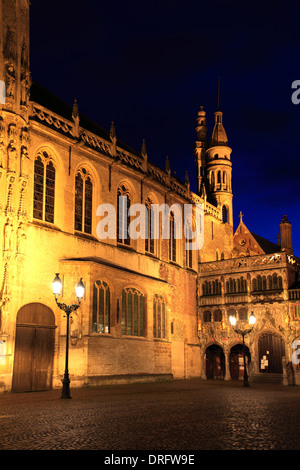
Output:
(52, 273), (85, 399)
(229, 312), (256, 387)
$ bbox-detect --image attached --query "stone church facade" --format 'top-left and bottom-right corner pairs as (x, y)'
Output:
(0, 0), (299, 393)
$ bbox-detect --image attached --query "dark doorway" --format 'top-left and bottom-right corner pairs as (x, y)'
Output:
(230, 344), (251, 380)
(258, 333), (285, 374)
(205, 344), (225, 379)
(12, 303), (56, 392)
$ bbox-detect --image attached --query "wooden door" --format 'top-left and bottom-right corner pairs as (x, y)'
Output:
(258, 333), (285, 374)
(12, 303), (56, 392)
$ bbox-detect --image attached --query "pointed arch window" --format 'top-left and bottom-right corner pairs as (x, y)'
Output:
(222, 205), (228, 223)
(145, 197), (155, 254)
(117, 185), (131, 245)
(92, 280), (110, 334)
(153, 294), (166, 339)
(204, 310), (212, 322)
(185, 218), (193, 269)
(74, 168), (93, 234)
(33, 153), (55, 223)
(122, 287), (145, 336)
(169, 211), (177, 262)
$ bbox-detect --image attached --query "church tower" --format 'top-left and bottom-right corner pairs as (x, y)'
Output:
(194, 106), (208, 196)
(0, 0), (31, 336)
(0, 0), (31, 117)
(206, 109), (233, 226)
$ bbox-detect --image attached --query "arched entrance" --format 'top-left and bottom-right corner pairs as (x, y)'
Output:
(205, 344), (225, 379)
(258, 332), (285, 374)
(12, 303), (56, 392)
(230, 344), (251, 380)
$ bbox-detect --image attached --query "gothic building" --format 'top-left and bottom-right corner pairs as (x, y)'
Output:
(0, 0), (299, 393)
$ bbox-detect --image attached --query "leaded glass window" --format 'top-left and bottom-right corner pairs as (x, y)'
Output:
(169, 211), (176, 262)
(122, 287), (145, 336)
(74, 168), (93, 234)
(33, 153), (55, 223)
(117, 185), (131, 245)
(153, 295), (166, 339)
(92, 281), (110, 333)
(145, 197), (155, 254)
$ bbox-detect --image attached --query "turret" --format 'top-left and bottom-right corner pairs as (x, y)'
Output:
(206, 109), (233, 225)
(280, 215), (293, 255)
(194, 106), (208, 196)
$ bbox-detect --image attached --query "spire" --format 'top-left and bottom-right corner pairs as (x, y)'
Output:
(110, 121), (117, 157)
(210, 77), (228, 147)
(72, 98), (80, 138)
(210, 110), (228, 147)
(110, 121), (116, 140)
(141, 138), (147, 158)
(141, 139), (147, 172)
(165, 155), (170, 173)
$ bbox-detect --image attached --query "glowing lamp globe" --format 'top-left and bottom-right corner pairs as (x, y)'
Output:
(75, 278), (85, 300)
(52, 273), (62, 297)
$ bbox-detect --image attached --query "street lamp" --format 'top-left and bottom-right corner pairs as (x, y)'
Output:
(229, 311), (256, 387)
(52, 273), (85, 399)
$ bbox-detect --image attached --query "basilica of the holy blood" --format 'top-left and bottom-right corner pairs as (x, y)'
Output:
(0, 0), (299, 394)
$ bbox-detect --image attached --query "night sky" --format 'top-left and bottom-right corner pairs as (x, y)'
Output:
(29, 0), (300, 255)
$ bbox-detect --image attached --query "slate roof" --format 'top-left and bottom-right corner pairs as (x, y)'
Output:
(29, 81), (140, 157)
(250, 231), (280, 254)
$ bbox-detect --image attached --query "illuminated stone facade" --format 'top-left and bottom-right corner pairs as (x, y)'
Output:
(0, 0), (299, 393)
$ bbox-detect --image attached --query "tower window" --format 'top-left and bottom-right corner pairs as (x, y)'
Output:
(222, 205), (228, 223)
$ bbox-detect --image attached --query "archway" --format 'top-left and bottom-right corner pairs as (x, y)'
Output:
(205, 344), (225, 379)
(230, 344), (251, 380)
(12, 303), (56, 392)
(258, 332), (285, 374)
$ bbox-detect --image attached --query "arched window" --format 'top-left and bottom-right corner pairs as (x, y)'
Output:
(237, 276), (247, 293)
(185, 218), (193, 269)
(33, 153), (56, 223)
(153, 294), (166, 339)
(122, 287), (145, 336)
(211, 172), (215, 190)
(213, 309), (222, 322)
(217, 170), (221, 184)
(239, 308), (248, 321)
(222, 205), (228, 223)
(252, 278), (257, 291)
(74, 168), (93, 234)
(203, 310), (211, 323)
(145, 197), (155, 254)
(272, 273), (278, 290)
(169, 211), (176, 262)
(257, 275), (262, 291)
(92, 281), (110, 334)
(117, 185), (131, 245)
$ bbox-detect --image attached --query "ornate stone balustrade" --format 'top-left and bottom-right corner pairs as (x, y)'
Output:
(199, 252), (300, 275)
(289, 289), (300, 300)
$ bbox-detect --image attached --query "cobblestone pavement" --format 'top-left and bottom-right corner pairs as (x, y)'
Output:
(0, 378), (299, 451)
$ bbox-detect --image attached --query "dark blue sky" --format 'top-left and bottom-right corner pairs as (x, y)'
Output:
(29, 0), (300, 255)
